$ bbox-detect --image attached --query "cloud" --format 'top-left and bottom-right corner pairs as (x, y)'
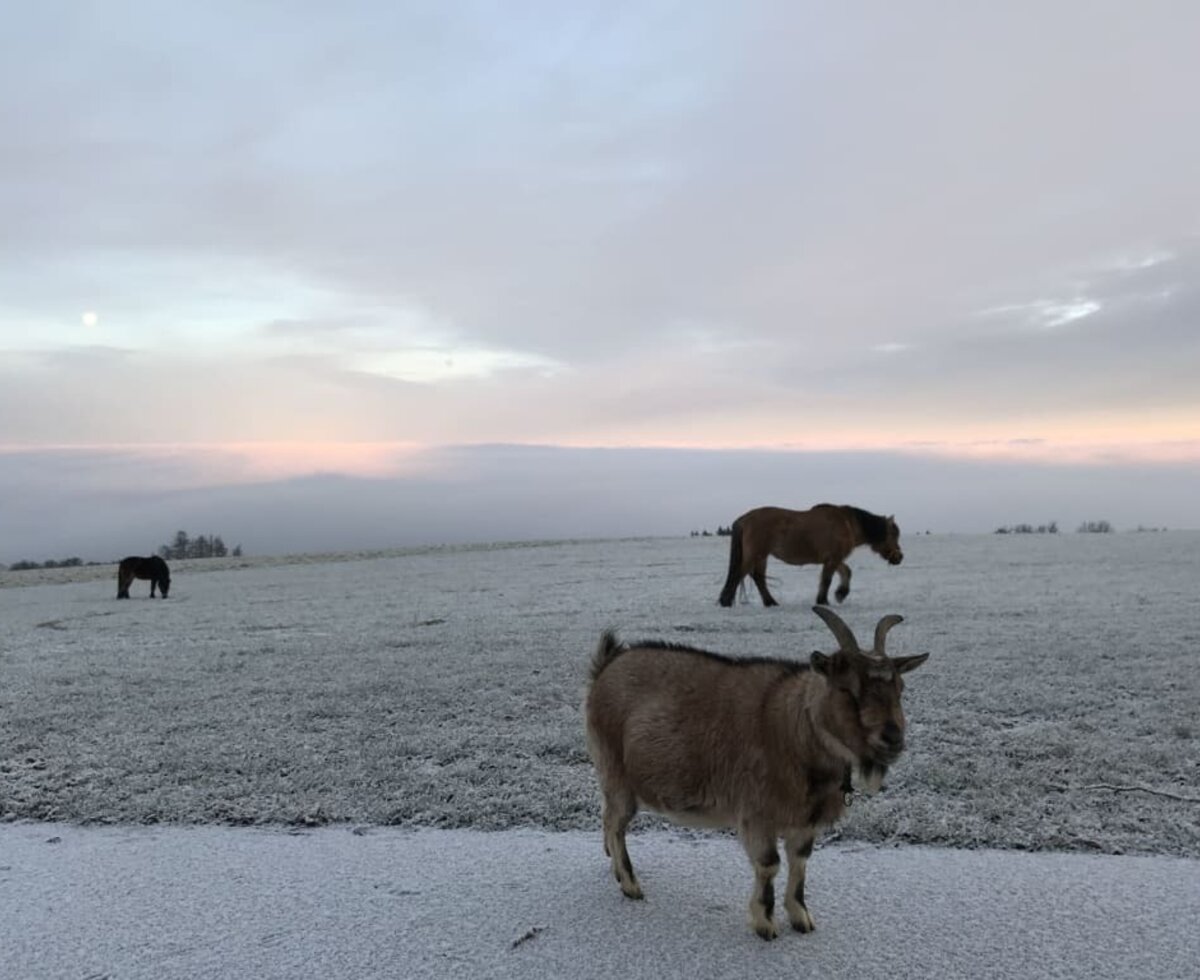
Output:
(1, 3), (1198, 457)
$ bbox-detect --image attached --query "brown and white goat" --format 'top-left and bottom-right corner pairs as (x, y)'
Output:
(584, 606), (929, 940)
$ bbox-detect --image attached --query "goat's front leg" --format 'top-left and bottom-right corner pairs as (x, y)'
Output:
(784, 832), (816, 933)
(739, 826), (780, 940)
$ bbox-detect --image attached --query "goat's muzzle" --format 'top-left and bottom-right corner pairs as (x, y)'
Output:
(872, 722), (905, 763)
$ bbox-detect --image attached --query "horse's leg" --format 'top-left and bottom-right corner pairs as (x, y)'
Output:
(718, 525), (746, 606)
(117, 570), (130, 599)
(816, 561), (837, 605)
(751, 558), (778, 607)
(150, 578), (158, 598)
(834, 563), (851, 603)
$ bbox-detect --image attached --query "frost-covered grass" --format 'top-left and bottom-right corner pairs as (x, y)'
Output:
(1, 533), (1197, 856)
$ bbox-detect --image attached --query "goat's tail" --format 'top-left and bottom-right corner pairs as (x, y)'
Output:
(589, 630), (625, 682)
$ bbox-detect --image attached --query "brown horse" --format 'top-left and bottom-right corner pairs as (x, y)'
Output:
(117, 555), (171, 599)
(718, 504), (902, 607)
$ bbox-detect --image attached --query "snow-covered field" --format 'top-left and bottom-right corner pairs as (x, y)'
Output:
(4, 532), (1199, 979)
(2, 532), (1198, 855)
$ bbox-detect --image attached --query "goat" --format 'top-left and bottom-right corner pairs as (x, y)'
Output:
(584, 605), (929, 940)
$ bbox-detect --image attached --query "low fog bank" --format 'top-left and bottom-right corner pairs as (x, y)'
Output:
(2, 445), (1196, 563)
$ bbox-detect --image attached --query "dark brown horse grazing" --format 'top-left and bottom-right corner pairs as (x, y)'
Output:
(117, 555), (171, 599)
(718, 504), (902, 607)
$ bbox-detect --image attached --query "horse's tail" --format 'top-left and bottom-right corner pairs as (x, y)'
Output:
(718, 518), (745, 607)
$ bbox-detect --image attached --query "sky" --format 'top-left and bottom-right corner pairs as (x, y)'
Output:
(2, 1), (1199, 560)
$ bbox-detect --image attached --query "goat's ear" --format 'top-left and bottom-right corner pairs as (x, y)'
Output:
(810, 651), (832, 676)
(892, 652), (929, 674)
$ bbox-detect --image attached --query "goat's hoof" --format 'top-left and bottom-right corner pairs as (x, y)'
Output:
(752, 919), (779, 941)
(620, 882), (644, 900)
(789, 907), (815, 933)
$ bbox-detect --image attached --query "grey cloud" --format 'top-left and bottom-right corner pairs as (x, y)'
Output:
(6, 4), (1197, 355)
(2, 3), (1198, 449)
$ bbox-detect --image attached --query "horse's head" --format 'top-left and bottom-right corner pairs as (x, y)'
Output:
(873, 515), (903, 565)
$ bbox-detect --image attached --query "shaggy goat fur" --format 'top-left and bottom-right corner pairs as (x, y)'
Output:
(585, 606), (929, 940)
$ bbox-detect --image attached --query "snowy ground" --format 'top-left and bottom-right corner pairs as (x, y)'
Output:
(3, 823), (1198, 980)
(2, 532), (1198, 978)
(3, 533), (1197, 854)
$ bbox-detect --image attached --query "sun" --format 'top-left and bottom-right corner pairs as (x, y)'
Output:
(81, 310), (99, 328)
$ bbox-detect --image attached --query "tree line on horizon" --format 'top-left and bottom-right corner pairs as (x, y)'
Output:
(993, 520), (1146, 534)
(7, 530), (243, 571)
(690, 526), (734, 537)
(994, 521), (1059, 534)
(157, 530), (242, 560)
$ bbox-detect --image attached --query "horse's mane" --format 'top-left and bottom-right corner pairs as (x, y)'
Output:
(844, 506), (891, 545)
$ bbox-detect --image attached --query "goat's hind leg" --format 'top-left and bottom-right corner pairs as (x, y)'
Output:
(784, 831), (816, 933)
(602, 786), (643, 899)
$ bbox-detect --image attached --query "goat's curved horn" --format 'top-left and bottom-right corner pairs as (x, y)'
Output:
(873, 614), (904, 655)
(812, 606), (860, 652)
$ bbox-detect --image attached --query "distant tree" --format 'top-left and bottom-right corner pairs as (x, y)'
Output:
(232, 544), (243, 557)
(169, 530), (190, 560)
(996, 521), (1059, 535)
(716, 525), (733, 536)
(1076, 520), (1113, 533)
(155, 531), (235, 560)
(9, 557), (83, 570)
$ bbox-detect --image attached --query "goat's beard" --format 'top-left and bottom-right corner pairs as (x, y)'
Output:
(856, 759), (889, 794)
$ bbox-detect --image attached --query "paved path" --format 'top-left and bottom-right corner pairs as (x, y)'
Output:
(2, 824), (1197, 979)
